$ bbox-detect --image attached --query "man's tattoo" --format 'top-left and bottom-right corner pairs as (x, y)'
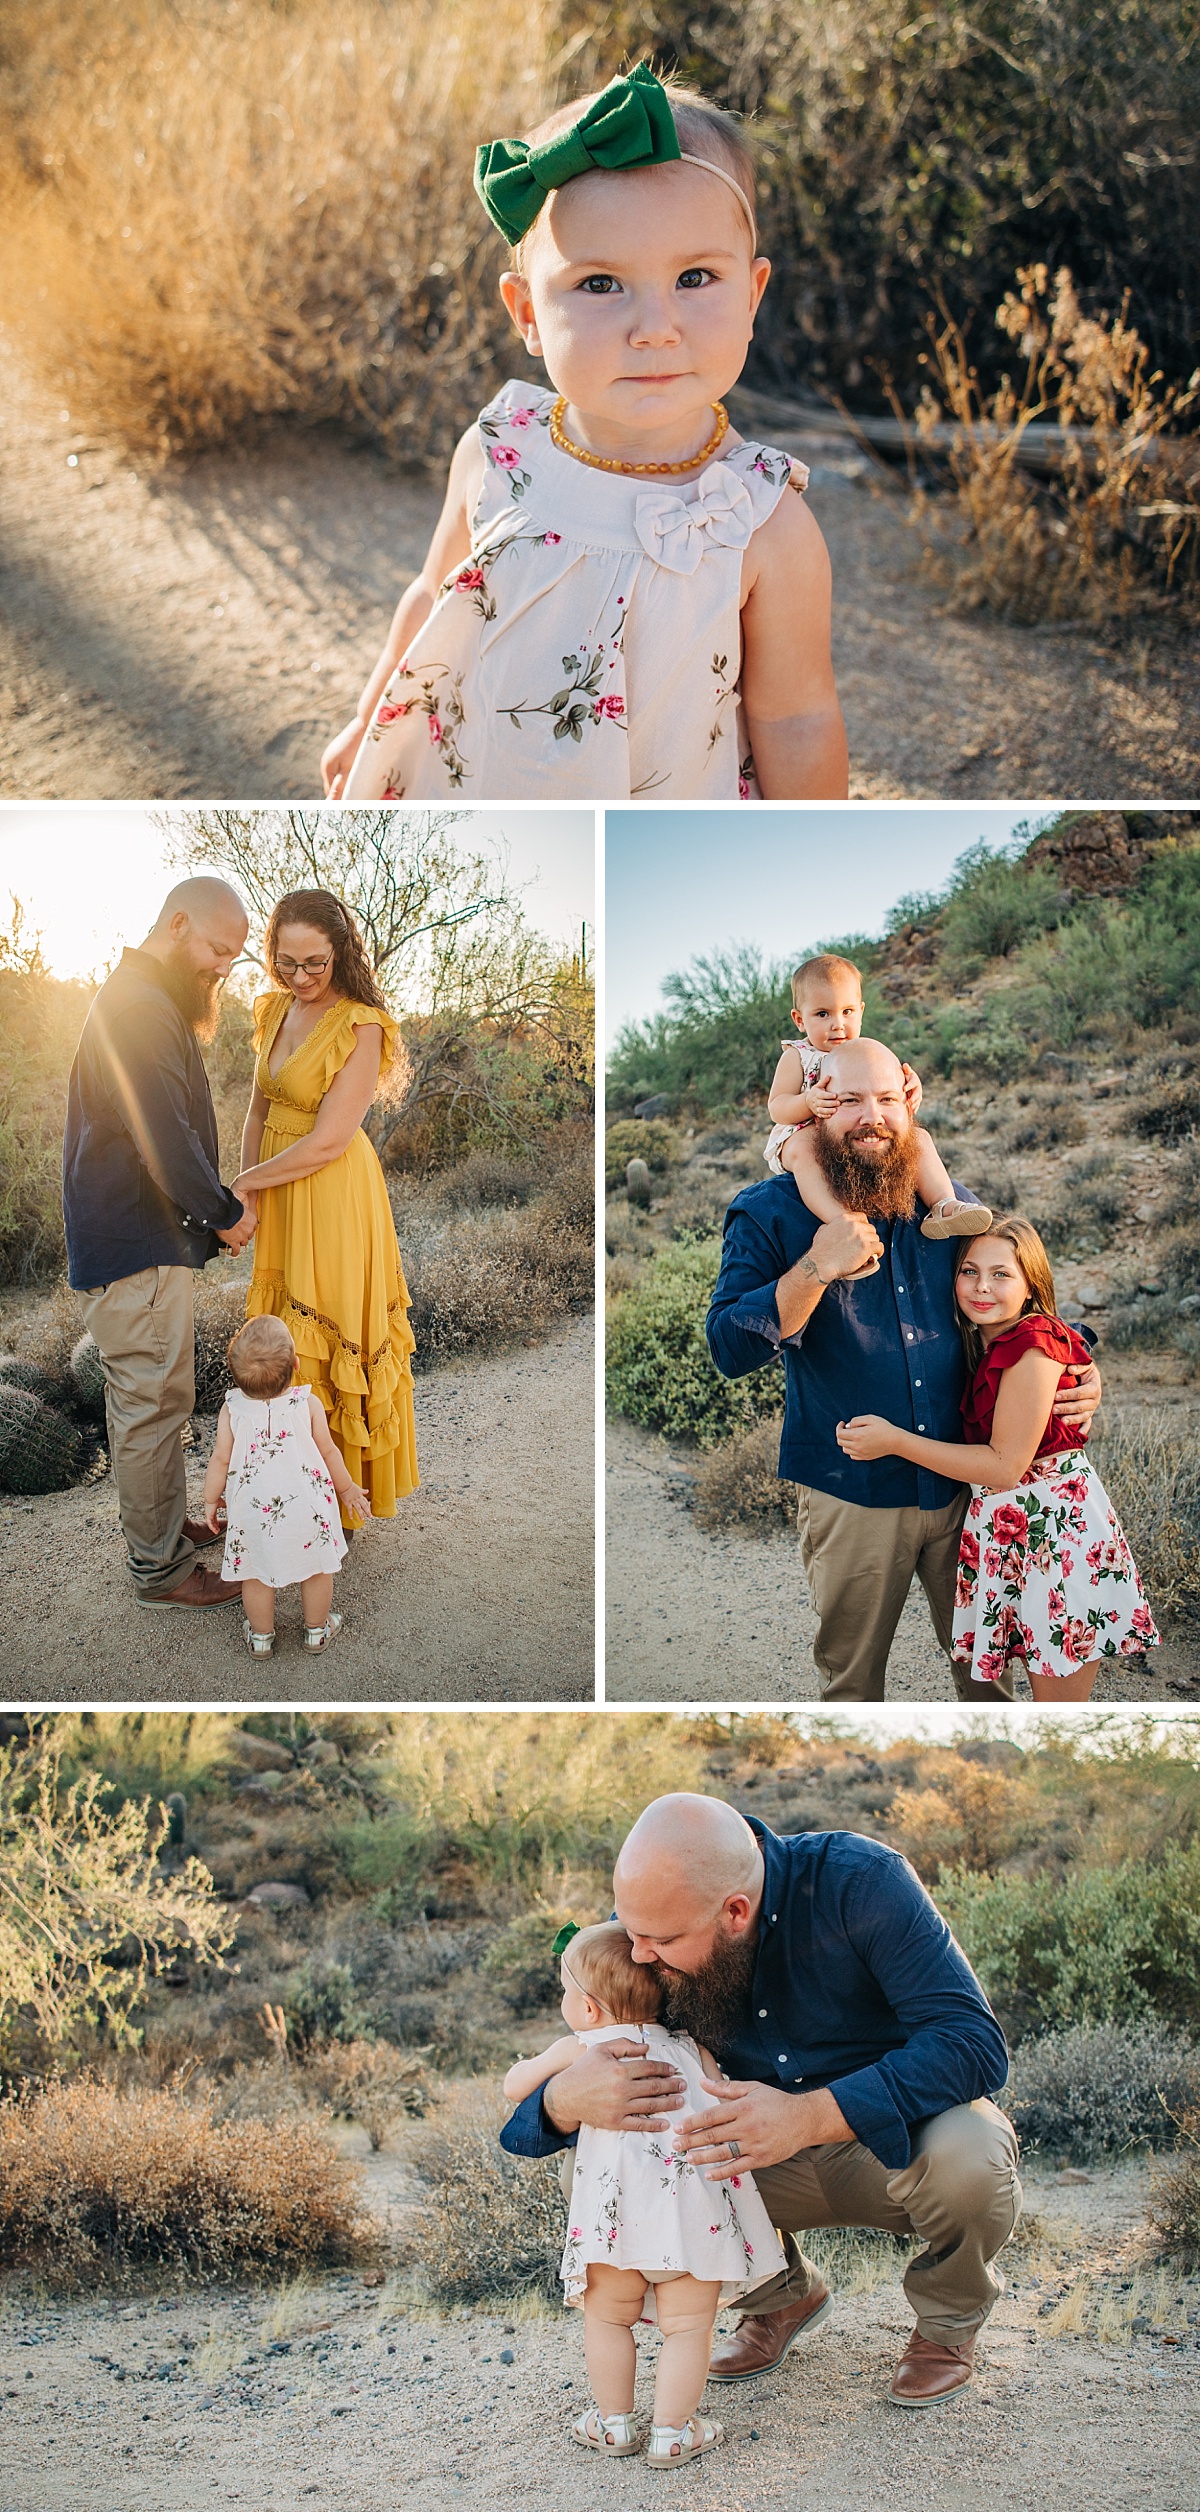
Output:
(798, 1253), (822, 1285)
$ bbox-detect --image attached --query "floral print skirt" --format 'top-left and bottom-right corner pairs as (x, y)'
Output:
(951, 1451), (1159, 1684)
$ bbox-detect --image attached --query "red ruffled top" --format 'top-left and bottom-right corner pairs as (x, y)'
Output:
(961, 1314), (1094, 1459)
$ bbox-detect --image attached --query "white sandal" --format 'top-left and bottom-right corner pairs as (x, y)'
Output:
(921, 1199), (994, 1240)
(571, 2408), (644, 2455)
(241, 1617), (276, 1657)
(646, 2415), (725, 2467)
(303, 1612), (343, 1653)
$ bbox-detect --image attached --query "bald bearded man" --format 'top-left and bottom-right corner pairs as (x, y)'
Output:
(502, 1794), (1019, 2410)
(63, 879), (255, 1611)
(706, 1039), (1102, 1699)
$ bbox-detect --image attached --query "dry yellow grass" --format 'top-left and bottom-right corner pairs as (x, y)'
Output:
(0, 0), (565, 460)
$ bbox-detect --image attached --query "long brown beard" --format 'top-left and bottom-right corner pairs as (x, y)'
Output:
(658, 1927), (759, 2057)
(158, 950), (222, 1044)
(814, 1120), (922, 1222)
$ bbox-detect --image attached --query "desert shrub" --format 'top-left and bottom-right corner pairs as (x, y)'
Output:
(1126, 1077), (1200, 1144)
(279, 1961), (379, 2054)
(937, 1846), (1200, 2042)
(0, 0), (552, 464)
(917, 265), (1199, 624)
(424, 1152), (541, 1212)
(402, 1197), (593, 1368)
(693, 1420), (797, 1533)
(192, 1275), (250, 1414)
(886, 1761), (1043, 1880)
(935, 843), (1066, 968)
(1089, 1407), (1200, 1627)
(1032, 1158), (1123, 1253)
(305, 2040), (430, 2148)
(0, 2079), (373, 2281)
(1005, 2022), (1200, 2161)
(1148, 2111), (1200, 2267)
(605, 1120), (678, 1190)
(482, 1911), (583, 2015)
(0, 1739), (233, 2053)
(606, 1239), (784, 1449)
(1002, 1092), (1089, 1151)
(402, 2081), (566, 2303)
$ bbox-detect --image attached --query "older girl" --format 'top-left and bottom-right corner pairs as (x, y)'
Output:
(835, 1214), (1158, 1699)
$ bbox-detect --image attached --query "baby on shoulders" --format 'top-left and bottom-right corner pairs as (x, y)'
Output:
(765, 952), (992, 1268)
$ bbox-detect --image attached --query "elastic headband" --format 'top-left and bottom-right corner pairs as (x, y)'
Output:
(475, 64), (755, 249)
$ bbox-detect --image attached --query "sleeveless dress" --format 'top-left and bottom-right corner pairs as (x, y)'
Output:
(764, 1037), (825, 1174)
(219, 1384), (347, 1588)
(559, 2022), (783, 2308)
(949, 1315), (1159, 1684)
(343, 381), (805, 802)
(245, 995), (419, 1522)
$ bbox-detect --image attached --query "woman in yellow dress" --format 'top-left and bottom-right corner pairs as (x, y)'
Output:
(232, 889), (418, 1521)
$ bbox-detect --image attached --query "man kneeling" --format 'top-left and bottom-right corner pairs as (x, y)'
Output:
(501, 1794), (1020, 2408)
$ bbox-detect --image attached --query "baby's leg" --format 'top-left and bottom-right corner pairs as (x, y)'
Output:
(779, 1125), (843, 1223)
(241, 1576), (275, 1636)
(914, 1126), (994, 1238)
(300, 1571), (334, 1630)
(652, 2275), (722, 2428)
(583, 2265), (647, 2415)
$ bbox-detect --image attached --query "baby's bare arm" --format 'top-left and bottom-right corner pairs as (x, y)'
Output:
(322, 429), (484, 794)
(202, 1404), (234, 1530)
(740, 493), (848, 799)
(502, 2033), (583, 2103)
(767, 1044), (812, 1123)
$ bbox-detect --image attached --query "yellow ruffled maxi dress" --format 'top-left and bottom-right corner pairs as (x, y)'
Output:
(245, 994), (418, 1520)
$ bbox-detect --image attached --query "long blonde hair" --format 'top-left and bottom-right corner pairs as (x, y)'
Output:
(953, 1212), (1058, 1371)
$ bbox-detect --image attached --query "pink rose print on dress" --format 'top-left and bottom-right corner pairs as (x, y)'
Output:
(508, 407), (537, 428)
(960, 1529), (980, 1570)
(455, 567), (487, 592)
(490, 444), (521, 468)
(1130, 1603), (1158, 1642)
(543, 531), (562, 544)
(375, 699), (412, 725)
(595, 694), (625, 721)
(991, 1502), (1029, 1548)
(429, 716), (443, 746)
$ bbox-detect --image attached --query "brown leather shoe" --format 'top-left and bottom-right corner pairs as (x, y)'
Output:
(890, 2331), (976, 2408)
(183, 1517), (222, 1548)
(137, 1566), (242, 1610)
(707, 2281), (833, 2382)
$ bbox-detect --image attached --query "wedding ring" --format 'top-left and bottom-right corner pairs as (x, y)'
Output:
(727, 2139), (742, 2159)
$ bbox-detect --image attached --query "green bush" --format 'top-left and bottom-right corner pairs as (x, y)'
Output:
(935, 844), (1065, 968)
(482, 1910), (580, 2015)
(606, 1239), (783, 1448)
(938, 1846), (1200, 2042)
(605, 1119), (677, 1190)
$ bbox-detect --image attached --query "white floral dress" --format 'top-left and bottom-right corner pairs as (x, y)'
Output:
(949, 1316), (1160, 1683)
(343, 381), (804, 802)
(559, 2023), (783, 2308)
(764, 1038), (825, 1174)
(219, 1385), (348, 1589)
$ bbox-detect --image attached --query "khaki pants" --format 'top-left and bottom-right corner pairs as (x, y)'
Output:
(77, 1265), (197, 1603)
(739, 2099), (1021, 2346)
(796, 1484), (1015, 1703)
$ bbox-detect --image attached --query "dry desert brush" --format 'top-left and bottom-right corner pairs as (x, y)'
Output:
(0, 2078), (374, 2283)
(401, 2081), (567, 2304)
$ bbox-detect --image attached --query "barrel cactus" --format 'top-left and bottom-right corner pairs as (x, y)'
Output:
(0, 1385), (86, 1493)
(0, 1356), (71, 1408)
(70, 1331), (109, 1420)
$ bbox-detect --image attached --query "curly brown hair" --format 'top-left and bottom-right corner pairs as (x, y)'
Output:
(265, 890), (396, 1067)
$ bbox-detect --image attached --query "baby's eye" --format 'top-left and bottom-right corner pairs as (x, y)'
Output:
(677, 267), (715, 290)
(579, 273), (620, 295)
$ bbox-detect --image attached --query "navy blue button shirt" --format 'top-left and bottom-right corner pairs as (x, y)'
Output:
(705, 1174), (982, 1510)
(499, 1825), (1009, 2174)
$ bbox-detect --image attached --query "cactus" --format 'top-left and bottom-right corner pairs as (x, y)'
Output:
(192, 1279), (248, 1415)
(165, 1792), (187, 1847)
(70, 1331), (109, 1420)
(626, 1156), (652, 1209)
(0, 1385), (86, 1493)
(0, 1356), (71, 1408)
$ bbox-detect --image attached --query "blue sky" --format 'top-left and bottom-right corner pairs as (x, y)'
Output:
(604, 804), (1041, 1044)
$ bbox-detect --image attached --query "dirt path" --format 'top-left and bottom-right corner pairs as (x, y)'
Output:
(0, 1319), (593, 1702)
(4, 2156), (1197, 2512)
(604, 1417), (1195, 1704)
(1, 346), (1197, 802)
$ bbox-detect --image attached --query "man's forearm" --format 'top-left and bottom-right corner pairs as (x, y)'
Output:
(542, 2072), (583, 2136)
(775, 1249), (828, 1340)
(791, 2084), (853, 2145)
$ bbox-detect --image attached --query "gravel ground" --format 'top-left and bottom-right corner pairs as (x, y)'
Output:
(603, 1417), (1192, 1704)
(0, 1318), (594, 1702)
(3, 2157), (1197, 2512)
(2, 345), (1197, 802)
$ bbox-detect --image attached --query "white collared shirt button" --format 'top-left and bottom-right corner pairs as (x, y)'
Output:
(758, 2008), (768, 2018)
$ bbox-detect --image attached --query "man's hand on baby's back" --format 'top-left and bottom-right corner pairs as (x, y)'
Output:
(542, 2040), (687, 2137)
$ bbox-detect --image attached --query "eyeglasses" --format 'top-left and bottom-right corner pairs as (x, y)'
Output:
(276, 953), (334, 978)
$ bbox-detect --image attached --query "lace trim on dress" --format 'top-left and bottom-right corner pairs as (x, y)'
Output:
(251, 1270), (408, 1372)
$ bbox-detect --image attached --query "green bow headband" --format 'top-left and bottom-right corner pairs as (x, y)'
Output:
(551, 1920), (581, 1957)
(475, 64), (683, 248)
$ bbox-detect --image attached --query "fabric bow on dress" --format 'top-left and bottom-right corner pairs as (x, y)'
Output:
(634, 463), (757, 576)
